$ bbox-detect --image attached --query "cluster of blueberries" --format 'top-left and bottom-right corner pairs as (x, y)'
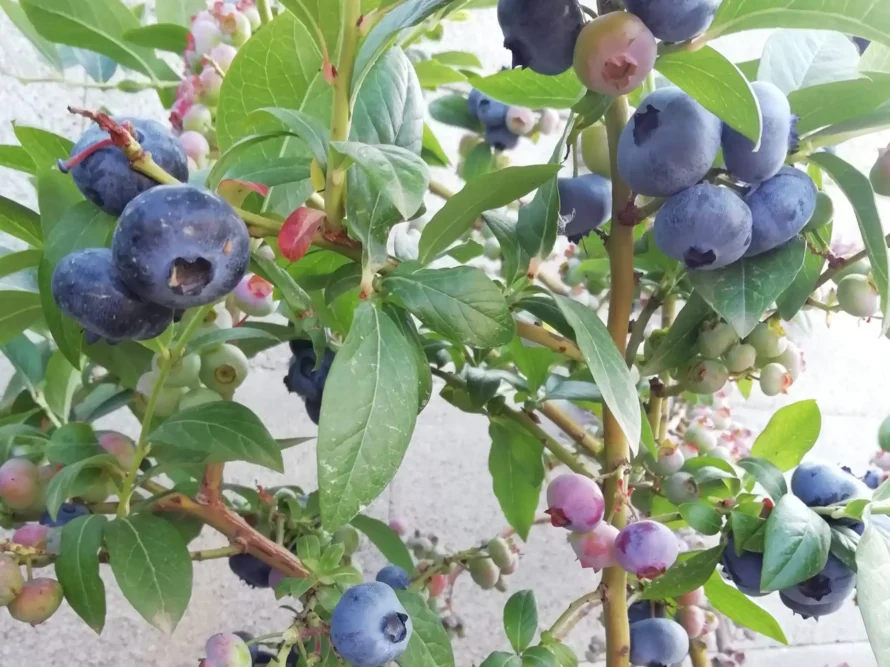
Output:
(283, 339), (335, 425)
(51, 117), (251, 344)
(722, 460), (878, 619)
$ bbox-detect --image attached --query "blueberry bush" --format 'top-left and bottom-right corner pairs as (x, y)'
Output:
(1, 1), (890, 666)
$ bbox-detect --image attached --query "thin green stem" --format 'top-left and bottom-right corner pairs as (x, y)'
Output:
(550, 590), (603, 638)
(325, 0), (362, 230)
(32, 392), (62, 428)
(626, 292), (663, 364)
(257, 0), (274, 25)
(1, 68), (177, 91)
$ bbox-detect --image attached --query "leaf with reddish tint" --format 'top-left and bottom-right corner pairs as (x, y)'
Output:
(279, 208), (326, 262)
(217, 179), (270, 207)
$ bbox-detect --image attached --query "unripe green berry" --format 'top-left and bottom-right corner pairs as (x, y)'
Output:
(684, 422), (716, 453)
(724, 343), (757, 374)
(684, 359), (729, 395)
(878, 414), (890, 452)
(869, 146), (890, 197)
(459, 134), (482, 158)
(746, 322), (787, 358)
(580, 123), (611, 177)
(136, 372), (184, 417)
(698, 321), (739, 359)
(831, 258), (870, 285)
(648, 446), (685, 476)
(199, 344), (250, 394)
(153, 352), (201, 388)
(182, 104), (213, 137)
(804, 191), (833, 231)
(760, 363), (792, 397)
(836, 274), (878, 317)
(663, 472), (699, 505)
(179, 387), (225, 411)
(487, 537), (513, 570)
(332, 525), (361, 555)
(495, 576), (509, 592)
(469, 557), (499, 590)
(644, 328), (669, 358)
(0, 554), (24, 606)
(772, 341), (804, 381)
(483, 237), (501, 259)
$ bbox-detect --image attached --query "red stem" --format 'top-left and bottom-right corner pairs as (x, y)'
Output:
(57, 137), (116, 172)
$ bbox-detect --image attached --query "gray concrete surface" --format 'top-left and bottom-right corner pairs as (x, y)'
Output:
(1, 4), (889, 666)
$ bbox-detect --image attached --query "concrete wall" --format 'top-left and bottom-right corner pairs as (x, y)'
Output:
(1, 4), (889, 666)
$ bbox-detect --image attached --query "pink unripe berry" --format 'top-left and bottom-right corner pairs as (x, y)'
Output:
(428, 573), (447, 597)
(545, 473), (605, 532)
(208, 44), (238, 72)
(568, 522), (619, 571)
(218, 9), (252, 47)
(676, 605), (706, 638)
(389, 518), (407, 535)
(505, 107), (535, 136)
(191, 20), (223, 59)
(183, 104), (214, 137)
(573, 12), (657, 96)
(199, 66), (224, 105)
(676, 587), (705, 607)
(97, 431), (137, 470)
(13, 524), (50, 550)
(232, 274), (275, 317)
(205, 633), (252, 667)
(614, 520), (679, 579)
(873, 450), (890, 471)
(0, 458), (41, 510)
(180, 131), (211, 170)
(7, 578), (63, 625)
(0, 554), (24, 606)
(538, 108), (560, 135)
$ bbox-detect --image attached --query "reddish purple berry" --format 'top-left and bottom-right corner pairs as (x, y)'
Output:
(545, 473), (605, 532)
(615, 520), (679, 579)
(568, 522), (619, 571)
(0, 459), (42, 511)
(7, 578), (63, 625)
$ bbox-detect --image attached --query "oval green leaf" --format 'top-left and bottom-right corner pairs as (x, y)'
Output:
(761, 494), (830, 592)
(55, 514), (107, 634)
(504, 590), (538, 653)
(749, 400), (821, 471)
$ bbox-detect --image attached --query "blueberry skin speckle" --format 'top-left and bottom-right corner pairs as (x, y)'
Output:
(497, 0), (584, 76)
(68, 117), (188, 216)
(228, 554), (272, 588)
(558, 174), (612, 241)
(112, 184), (250, 309)
(623, 0), (721, 42)
(791, 460), (870, 508)
(722, 81), (795, 184)
(376, 565), (411, 590)
(743, 167), (817, 257)
(330, 582), (413, 667)
(654, 184), (752, 270)
(51, 248), (174, 342)
(628, 618), (689, 667)
(617, 87), (722, 197)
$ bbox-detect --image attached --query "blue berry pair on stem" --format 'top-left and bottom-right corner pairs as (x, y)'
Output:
(51, 114), (251, 344)
(467, 89), (532, 152)
(284, 339), (335, 425)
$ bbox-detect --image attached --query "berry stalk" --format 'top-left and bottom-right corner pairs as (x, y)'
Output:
(601, 94), (634, 667)
(325, 0), (363, 232)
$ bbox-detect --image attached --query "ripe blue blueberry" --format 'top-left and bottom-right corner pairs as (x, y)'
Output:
(721, 535), (766, 596)
(791, 460), (869, 507)
(779, 591), (846, 619)
(780, 553), (855, 617)
(497, 0), (584, 76)
(864, 468), (884, 489)
(476, 98), (509, 127)
(628, 600), (665, 625)
(112, 185), (251, 309)
(304, 395), (322, 425)
(743, 167), (817, 257)
(330, 582), (412, 667)
(61, 118), (189, 215)
(376, 565), (411, 590)
(467, 89), (484, 117)
(654, 184), (753, 270)
(629, 618), (689, 667)
(228, 554), (272, 588)
(617, 87), (722, 197)
(484, 125), (520, 152)
(284, 340), (335, 402)
(558, 175), (612, 242)
(722, 82), (796, 184)
(623, 0), (721, 42)
(39, 503), (89, 528)
(51, 248), (174, 342)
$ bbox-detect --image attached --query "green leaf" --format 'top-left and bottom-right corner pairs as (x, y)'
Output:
(2, 334), (48, 389)
(689, 238), (807, 339)
(776, 225), (830, 319)
(39, 202), (117, 368)
(13, 125), (73, 171)
(738, 457), (788, 501)
(351, 514), (416, 574)
(758, 29), (861, 94)
(830, 524), (860, 572)
(482, 211), (530, 286)
(396, 589), (456, 667)
(275, 576), (315, 601)
(731, 512), (767, 553)
(123, 23), (189, 52)
(37, 167), (84, 241)
(470, 68), (585, 109)
(703, 571), (788, 645)
(381, 264), (515, 348)
(572, 92), (611, 133)
(297, 535), (322, 564)
(352, 0), (452, 99)
(547, 643), (577, 667)
(428, 94), (483, 132)
(55, 514), (107, 634)
(655, 45), (761, 141)
(641, 546), (724, 599)
(278, 0), (343, 63)
(422, 123), (450, 167)
(44, 350), (80, 421)
(186, 327), (280, 355)
(480, 653), (522, 667)
(222, 157), (313, 187)
(554, 296), (641, 453)
(679, 503), (723, 535)
(45, 455), (116, 520)
(414, 59), (467, 89)
(206, 131), (292, 190)
(384, 304), (433, 412)
(639, 293), (711, 376)
(84, 341), (152, 390)
(249, 106), (331, 168)
(104, 515), (192, 634)
(0, 145), (36, 175)
(0, 292), (42, 345)
(749, 400), (821, 471)
(149, 402), (284, 472)
(418, 165), (560, 264)
(704, 0), (890, 47)
(155, 0), (205, 26)
(0, 196), (42, 248)
(856, 509), (890, 665)
(0, 0), (64, 70)
(0, 248), (40, 283)
(488, 417), (545, 541)
(20, 0), (177, 83)
(522, 647), (558, 667)
(461, 142), (495, 180)
(761, 494), (830, 592)
(332, 141), (430, 219)
(809, 152), (890, 335)
(508, 338), (557, 395)
(504, 590), (537, 653)
(517, 125), (570, 261)
(790, 75), (890, 135)
(318, 302), (419, 530)
(250, 252), (312, 315)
